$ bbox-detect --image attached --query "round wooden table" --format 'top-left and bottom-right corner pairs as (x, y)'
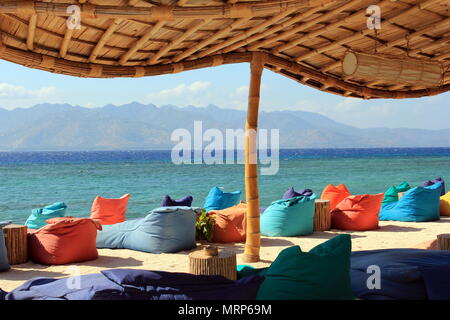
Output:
(189, 245), (237, 280)
(437, 234), (450, 250)
(314, 199), (331, 231)
(3, 224), (28, 265)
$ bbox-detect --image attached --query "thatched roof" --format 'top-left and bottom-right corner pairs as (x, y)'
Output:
(0, 0), (449, 99)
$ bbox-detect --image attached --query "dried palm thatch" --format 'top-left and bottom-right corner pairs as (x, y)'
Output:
(1, 0), (449, 263)
(0, 0), (448, 99)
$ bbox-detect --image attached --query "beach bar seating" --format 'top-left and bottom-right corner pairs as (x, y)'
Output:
(96, 207), (199, 254)
(0, 0), (448, 264)
(382, 182), (411, 205)
(422, 178), (445, 196)
(440, 192), (450, 216)
(209, 203), (247, 243)
(161, 195), (193, 207)
(28, 217), (101, 265)
(203, 187), (241, 212)
(331, 194), (384, 231)
(321, 184), (351, 211)
(90, 194), (130, 225)
(282, 187), (314, 199)
(24, 202), (67, 230)
(380, 183), (442, 222)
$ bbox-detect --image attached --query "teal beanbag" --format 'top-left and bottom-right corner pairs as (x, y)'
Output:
(380, 182), (441, 222)
(261, 194), (316, 237)
(97, 206), (199, 254)
(255, 234), (354, 300)
(203, 187), (241, 212)
(25, 202), (67, 230)
(0, 221), (11, 272)
(382, 181), (411, 205)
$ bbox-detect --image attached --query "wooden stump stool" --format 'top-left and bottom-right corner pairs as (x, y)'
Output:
(3, 224), (28, 265)
(189, 245), (237, 280)
(437, 234), (450, 250)
(314, 199), (331, 231)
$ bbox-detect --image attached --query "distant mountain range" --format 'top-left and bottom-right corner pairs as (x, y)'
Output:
(1, 102), (450, 151)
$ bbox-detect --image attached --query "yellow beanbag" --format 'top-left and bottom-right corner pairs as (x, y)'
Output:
(440, 192), (450, 216)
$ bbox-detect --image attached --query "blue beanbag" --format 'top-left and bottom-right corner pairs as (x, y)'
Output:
(96, 206), (199, 253)
(0, 221), (11, 272)
(282, 187), (313, 199)
(161, 195), (193, 207)
(203, 187), (241, 212)
(261, 194), (317, 237)
(379, 183), (441, 222)
(25, 202), (67, 230)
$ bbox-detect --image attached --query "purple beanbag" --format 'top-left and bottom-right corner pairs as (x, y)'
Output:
(161, 195), (193, 207)
(282, 187), (314, 199)
(421, 178), (445, 196)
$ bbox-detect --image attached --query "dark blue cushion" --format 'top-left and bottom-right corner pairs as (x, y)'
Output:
(282, 187), (314, 199)
(421, 177), (445, 196)
(161, 195), (193, 207)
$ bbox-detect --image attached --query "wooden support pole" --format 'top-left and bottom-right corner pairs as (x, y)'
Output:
(242, 53), (265, 263)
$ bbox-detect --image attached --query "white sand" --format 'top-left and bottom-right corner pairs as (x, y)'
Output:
(1, 217), (449, 292)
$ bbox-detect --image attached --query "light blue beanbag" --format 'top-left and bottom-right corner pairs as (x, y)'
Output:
(0, 221), (11, 272)
(203, 187), (241, 212)
(261, 194), (317, 237)
(379, 183), (441, 222)
(25, 202), (67, 230)
(96, 206), (200, 254)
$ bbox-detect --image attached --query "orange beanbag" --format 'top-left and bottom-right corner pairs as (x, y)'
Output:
(90, 194), (130, 225)
(28, 217), (102, 265)
(209, 202), (247, 243)
(321, 184), (351, 210)
(331, 193), (384, 231)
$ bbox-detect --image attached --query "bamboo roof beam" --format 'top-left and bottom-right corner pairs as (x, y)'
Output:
(147, 19), (207, 65)
(171, 18), (250, 62)
(193, 6), (301, 58)
(321, 15), (450, 73)
(89, 18), (123, 62)
(60, 27), (74, 58)
(0, 0), (336, 20)
(26, 14), (37, 50)
(119, 21), (165, 65)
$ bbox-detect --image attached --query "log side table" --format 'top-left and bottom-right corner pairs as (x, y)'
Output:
(314, 199), (331, 231)
(189, 245), (237, 280)
(3, 224), (28, 265)
(437, 234), (450, 250)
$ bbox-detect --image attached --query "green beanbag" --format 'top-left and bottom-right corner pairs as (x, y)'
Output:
(261, 194), (316, 237)
(255, 234), (354, 300)
(382, 182), (411, 205)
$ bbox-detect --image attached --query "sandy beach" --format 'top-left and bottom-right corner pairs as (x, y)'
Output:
(1, 217), (449, 293)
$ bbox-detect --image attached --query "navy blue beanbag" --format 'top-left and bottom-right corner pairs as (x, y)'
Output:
(282, 187), (314, 199)
(161, 195), (193, 207)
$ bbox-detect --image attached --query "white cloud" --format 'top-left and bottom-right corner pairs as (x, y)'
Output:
(0, 83), (56, 99)
(146, 81), (211, 100)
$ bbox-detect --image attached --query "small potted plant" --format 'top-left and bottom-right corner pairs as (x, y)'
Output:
(195, 209), (215, 243)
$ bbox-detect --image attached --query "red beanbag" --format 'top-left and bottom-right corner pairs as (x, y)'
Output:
(209, 202), (246, 243)
(28, 217), (102, 265)
(331, 193), (384, 231)
(321, 184), (351, 210)
(90, 194), (130, 225)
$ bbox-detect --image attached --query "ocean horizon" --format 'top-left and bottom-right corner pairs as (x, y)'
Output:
(1, 147), (449, 224)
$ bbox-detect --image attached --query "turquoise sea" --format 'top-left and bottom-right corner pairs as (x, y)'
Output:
(1, 148), (449, 224)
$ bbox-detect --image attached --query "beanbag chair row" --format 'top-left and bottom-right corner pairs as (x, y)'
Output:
(90, 194), (130, 225)
(422, 177), (445, 196)
(209, 202), (246, 243)
(282, 187), (313, 199)
(25, 202), (67, 230)
(321, 184), (350, 210)
(331, 193), (384, 231)
(203, 187), (241, 212)
(379, 183), (441, 222)
(4, 269), (264, 300)
(382, 181), (411, 205)
(0, 221), (11, 272)
(28, 217), (101, 265)
(261, 194), (316, 237)
(161, 195), (193, 207)
(440, 191), (450, 216)
(237, 235), (354, 300)
(97, 206), (200, 254)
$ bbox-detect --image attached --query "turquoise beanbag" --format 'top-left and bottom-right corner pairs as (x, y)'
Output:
(25, 202), (67, 230)
(379, 183), (441, 222)
(0, 221), (11, 272)
(96, 206), (199, 254)
(203, 187), (241, 212)
(382, 181), (411, 205)
(239, 234), (354, 300)
(261, 194), (317, 237)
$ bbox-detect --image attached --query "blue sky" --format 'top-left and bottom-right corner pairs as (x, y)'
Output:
(1, 59), (449, 129)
